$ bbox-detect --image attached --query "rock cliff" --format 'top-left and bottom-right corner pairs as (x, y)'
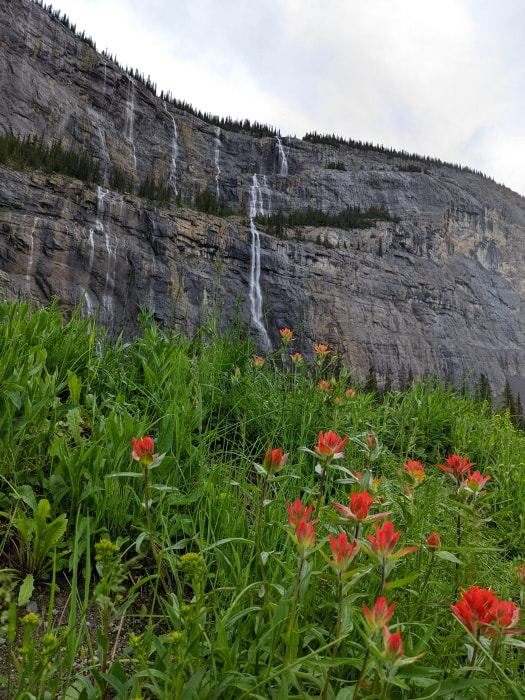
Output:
(2, 0), (525, 390)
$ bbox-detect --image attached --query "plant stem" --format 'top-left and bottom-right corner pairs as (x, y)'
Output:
(285, 550), (305, 665)
(256, 472), (269, 583)
(321, 572), (344, 699)
(143, 464), (170, 596)
(354, 647), (371, 700)
(315, 462), (328, 514)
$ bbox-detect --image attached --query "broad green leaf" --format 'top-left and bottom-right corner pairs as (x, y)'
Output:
(17, 574), (34, 606)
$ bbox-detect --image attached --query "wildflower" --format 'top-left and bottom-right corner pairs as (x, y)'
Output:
(367, 521), (419, 560)
(329, 532), (359, 572)
(279, 328), (294, 344)
(253, 356), (265, 368)
(490, 600), (520, 634)
(22, 612), (39, 627)
(449, 586), (498, 636)
(345, 388), (356, 398)
(290, 352), (303, 365)
(426, 531), (441, 549)
(462, 470), (491, 494)
(314, 343), (330, 359)
(365, 432), (377, 450)
(333, 490), (377, 521)
(295, 518), (316, 550)
(94, 538), (120, 566)
(333, 396), (343, 405)
(437, 454), (475, 483)
(179, 552), (204, 577)
(41, 633), (59, 655)
(286, 499), (314, 528)
(167, 631), (184, 646)
(516, 564), (525, 584)
(131, 436), (158, 465)
(262, 444), (289, 474)
(317, 380), (333, 392)
(314, 430), (348, 460)
(403, 459), (426, 482)
(362, 597), (396, 631)
(382, 625), (404, 660)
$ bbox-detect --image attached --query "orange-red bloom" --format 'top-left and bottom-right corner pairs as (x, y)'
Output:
(253, 356), (265, 368)
(463, 470), (491, 493)
(367, 521), (419, 560)
(333, 490), (375, 521)
(437, 454), (475, 482)
(382, 626), (404, 659)
(286, 499), (314, 528)
(329, 532), (359, 572)
(262, 445), (289, 474)
(314, 430), (348, 460)
(426, 531), (441, 549)
(317, 380), (333, 392)
(314, 343), (330, 359)
(403, 459), (426, 481)
(517, 564), (525, 584)
(279, 328), (294, 344)
(131, 436), (157, 465)
(345, 388), (356, 398)
(295, 518), (316, 549)
(363, 597), (396, 631)
(490, 600), (520, 634)
(290, 352), (303, 364)
(449, 586), (498, 636)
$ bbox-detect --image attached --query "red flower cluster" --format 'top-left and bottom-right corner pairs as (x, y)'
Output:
(367, 521), (419, 561)
(437, 454), (475, 483)
(450, 586), (521, 637)
(131, 436), (158, 465)
(262, 445), (289, 474)
(314, 430), (348, 461)
(329, 532), (359, 572)
(403, 459), (426, 482)
(314, 343), (330, 359)
(286, 499), (316, 550)
(279, 328), (294, 344)
(333, 489), (389, 522)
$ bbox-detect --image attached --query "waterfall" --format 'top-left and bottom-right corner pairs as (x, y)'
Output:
(125, 78), (137, 172)
(214, 126), (221, 199)
(165, 102), (179, 195)
(248, 174), (271, 350)
(82, 227), (96, 319)
(276, 135), (288, 177)
(95, 186), (118, 325)
(25, 216), (39, 292)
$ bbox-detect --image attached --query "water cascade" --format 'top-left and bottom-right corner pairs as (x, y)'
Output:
(165, 103), (179, 196)
(125, 78), (137, 173)
(95, 186), (118, 325)
(214, 126), (221, 199)
(25, 216), (39, 292)
(276, 135), (288, 177)
(248, 174), (272, 350)
(82, 227), (96, 318)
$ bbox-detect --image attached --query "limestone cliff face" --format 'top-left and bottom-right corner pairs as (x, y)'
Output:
(2, 0), (525, 389)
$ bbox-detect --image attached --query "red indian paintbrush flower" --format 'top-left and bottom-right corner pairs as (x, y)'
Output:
(449, 586), (498, 636)
(253, 356), (265, 368)
(490, 600), (521, 634)
(517, 564), (525, 584)
(382, 625), (404, 659)
(367, 521), (419, 560)
(314, 343), (330, 358)
(426, 531), (441, 549)
(329, 532), (359, 572)
(437, 454), (475, 482)
(131, 437), (157, 465)
(295, 518), (316, 550)
(317, 380), (333, 392)
(290, 352), (303, 364)
(262, 444), (289, 474)
(314, 430), (348, 460)
(403, 459), (426, 481)
(363, 597), (396, 631)
(333, 490), (387, 522)
(462, 470), (491, 493)
(286, 499), (314, 528)
(279, 328), (294, 344)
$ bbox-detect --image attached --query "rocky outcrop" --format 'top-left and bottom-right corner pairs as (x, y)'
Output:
(1, 0), (525, 390)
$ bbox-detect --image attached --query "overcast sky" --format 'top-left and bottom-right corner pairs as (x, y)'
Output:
(48, 0), (525, 196)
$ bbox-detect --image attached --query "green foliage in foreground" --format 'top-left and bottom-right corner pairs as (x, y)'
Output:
(0, 299), (524, 699)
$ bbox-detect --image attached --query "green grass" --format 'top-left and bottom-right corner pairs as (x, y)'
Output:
(0, 299), (524, 699)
